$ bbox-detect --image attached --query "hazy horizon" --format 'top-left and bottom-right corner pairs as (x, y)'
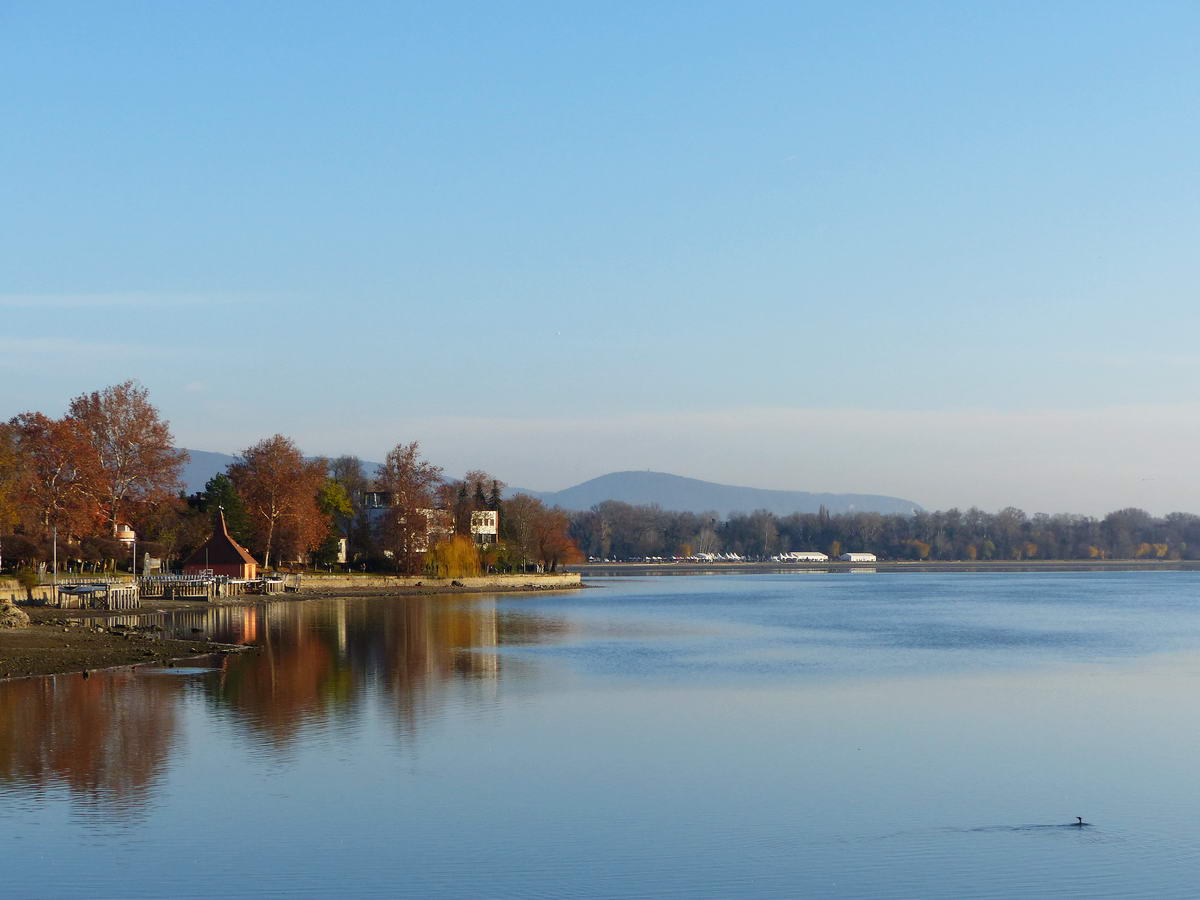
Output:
(5, 2), (1198, 518)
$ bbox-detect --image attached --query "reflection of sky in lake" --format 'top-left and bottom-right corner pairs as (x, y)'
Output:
(499, 572), (1200, 680)
(4, 572), (1200, 898)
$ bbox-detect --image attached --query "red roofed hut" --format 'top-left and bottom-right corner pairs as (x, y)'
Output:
(182, 511), (259, 579)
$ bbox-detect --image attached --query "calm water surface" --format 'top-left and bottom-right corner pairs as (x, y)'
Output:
(4, 572), (1200, 898)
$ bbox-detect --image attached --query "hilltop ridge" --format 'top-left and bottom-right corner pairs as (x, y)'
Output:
(509, 470), (921, 517)
(183, 453), (920, 517)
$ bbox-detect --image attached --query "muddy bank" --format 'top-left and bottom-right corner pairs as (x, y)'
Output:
(0, 607), (248, 680)
(0, 575), (584, 679)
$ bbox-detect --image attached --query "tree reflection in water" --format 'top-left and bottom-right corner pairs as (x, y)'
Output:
(0, 671), (182, 815)
(0, 595), (570, 810)
(207, 596), (571, 745)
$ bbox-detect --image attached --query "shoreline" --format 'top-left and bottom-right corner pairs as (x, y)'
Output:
(571, 559), (1200, 576)
(0, 574), (584, 680)
(11, 560), (1189, 680)
(0, 605), (250, 681)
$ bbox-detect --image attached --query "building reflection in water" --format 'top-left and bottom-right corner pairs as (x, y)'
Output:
(0, 595), (570, 809)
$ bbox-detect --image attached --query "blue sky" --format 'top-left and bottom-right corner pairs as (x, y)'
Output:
(3, 1), (1199, 513)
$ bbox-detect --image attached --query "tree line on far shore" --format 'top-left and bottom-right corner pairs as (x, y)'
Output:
(5, 382), (1198, 573)
(568, 502), (1200, 562)
(0, 381), (581, 575)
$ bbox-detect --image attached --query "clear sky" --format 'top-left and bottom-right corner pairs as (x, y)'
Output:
(3, 1), (1198, 515)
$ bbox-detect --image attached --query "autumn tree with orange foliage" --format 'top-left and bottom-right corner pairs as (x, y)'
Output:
(6, 412), (98, 539)
(375, 441), (443, 573)
(503, 494), (583, 572)
(228, 435), (328, 568)
(0, 423), (22, 537)
(66, 380), (188, 536)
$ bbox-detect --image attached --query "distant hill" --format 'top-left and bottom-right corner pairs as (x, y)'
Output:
(183, 453), (919, 517)
(508, 471), (921, 517)
(181, 449), (238, 493)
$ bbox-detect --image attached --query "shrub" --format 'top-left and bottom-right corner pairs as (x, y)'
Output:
(425, 535), (482, 579)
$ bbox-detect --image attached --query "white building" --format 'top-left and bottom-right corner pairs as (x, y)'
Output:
(470, 510), (499, 545)
(773, 551), (829, 562)
(838, 552), (877, 562)
(362, 491), (454, 552)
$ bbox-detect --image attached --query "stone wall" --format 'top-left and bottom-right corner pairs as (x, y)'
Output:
(0, 579), (57, 605)
(0, 573), (582, 604)
(300, 573), (582, 591)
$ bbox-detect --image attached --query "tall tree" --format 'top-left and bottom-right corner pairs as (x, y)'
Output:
(0, 422), (24, 572)
(328, 455), (372, 553)
(375, 441), (443, 573)
(228, 435), (327, 568)
(200, 473), (252, 545)
(66, 380), (188, 535)
(314, 478), (354, 565)
(455, 481), (471, 535)
(531, 504), (582, 572)
(7, 412), (97, 539)
(463, 470), (504, 506)
(504, 494), (582, 571)
(133, 494), (210, 569)
(0, 423), (20, 536)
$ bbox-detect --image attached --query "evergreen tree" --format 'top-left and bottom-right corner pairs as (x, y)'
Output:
(201, 473), (252, 545)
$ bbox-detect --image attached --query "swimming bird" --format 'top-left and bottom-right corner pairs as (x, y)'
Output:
(1072, 816), (1089, 826)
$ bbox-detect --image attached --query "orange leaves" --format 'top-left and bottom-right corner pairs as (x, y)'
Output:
(228, 435), (328, 568)
(66, 380), (188, 534)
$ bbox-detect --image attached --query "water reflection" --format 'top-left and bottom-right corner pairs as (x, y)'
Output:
(205, 597), (570, 746)
(0, 671), (181, 814)
(0, 596), (570, 808)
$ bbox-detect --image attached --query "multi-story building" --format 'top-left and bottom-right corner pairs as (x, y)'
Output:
(362, 491), (454, 552)
(470, 510), (499, 545)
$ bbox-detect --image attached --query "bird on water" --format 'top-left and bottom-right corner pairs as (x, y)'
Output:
(1072, 816), (1090, 826)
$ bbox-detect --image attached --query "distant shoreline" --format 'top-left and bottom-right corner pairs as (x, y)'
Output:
(571, 559), (1200, 576)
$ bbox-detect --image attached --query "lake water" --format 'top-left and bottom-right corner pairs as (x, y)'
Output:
(4, 572), (1200, 898)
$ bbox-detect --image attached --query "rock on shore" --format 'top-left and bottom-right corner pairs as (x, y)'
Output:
(0, 604), (30, 629)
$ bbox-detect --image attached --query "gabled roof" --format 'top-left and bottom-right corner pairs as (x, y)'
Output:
(183, 511), (258, 568)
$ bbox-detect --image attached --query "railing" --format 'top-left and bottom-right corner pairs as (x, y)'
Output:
(30, 573), (297, 606)
(140, 575), (214, 599)
(40, 574), (132, 587)
(51, 582), (140, 611)
(103, 585), (140, 610)
(165, 581), (216, 599)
